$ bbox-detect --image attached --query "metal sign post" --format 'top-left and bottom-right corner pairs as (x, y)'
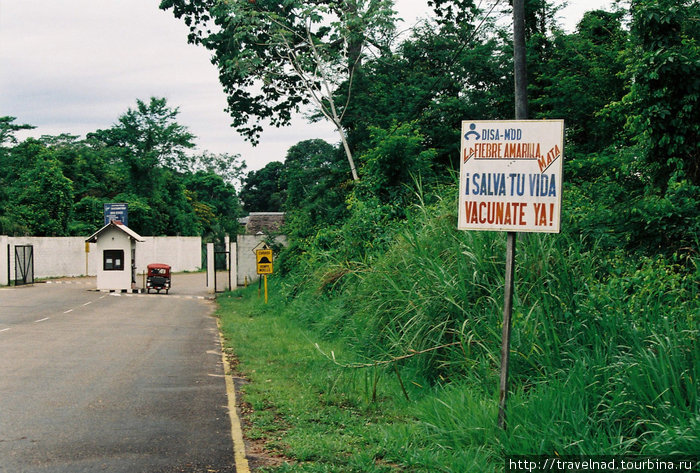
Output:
(498, 232), (517, 429)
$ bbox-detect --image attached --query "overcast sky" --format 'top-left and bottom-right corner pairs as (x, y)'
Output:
(1, 0), (613, 172)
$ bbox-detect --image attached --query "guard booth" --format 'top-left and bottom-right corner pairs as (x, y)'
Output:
(86, 222), (144, 292)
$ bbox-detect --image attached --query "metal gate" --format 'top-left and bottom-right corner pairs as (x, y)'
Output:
(14, 245), (34, 286)
(214, 250), (231, 293)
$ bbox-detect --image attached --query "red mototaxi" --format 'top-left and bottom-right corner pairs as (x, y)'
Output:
(146, 263), (171, 294)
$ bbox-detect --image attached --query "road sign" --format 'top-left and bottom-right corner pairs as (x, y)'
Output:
(458, 120), (564, 233)
(252, 241), (270, 254)
(256, 249), (273, 275)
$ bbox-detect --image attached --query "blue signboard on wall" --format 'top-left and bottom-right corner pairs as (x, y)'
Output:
(104, 203), (128, 226)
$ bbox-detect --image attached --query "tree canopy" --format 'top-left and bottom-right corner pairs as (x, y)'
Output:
(0, 98), (244, 239)
(223, 0), (698, 260)
(160, 0), (399, 180)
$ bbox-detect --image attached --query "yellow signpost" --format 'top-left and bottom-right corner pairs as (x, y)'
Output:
(256, 248), (273, 303)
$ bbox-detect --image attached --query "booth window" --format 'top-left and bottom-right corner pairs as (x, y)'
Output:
(103, 250), (124, 271)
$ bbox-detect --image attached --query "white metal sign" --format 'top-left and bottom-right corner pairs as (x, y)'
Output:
(458, 120), (564, 233)
(252, 241), (270, 254)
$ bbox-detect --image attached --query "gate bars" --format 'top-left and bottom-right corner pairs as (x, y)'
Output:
(12, 245), (34, 286)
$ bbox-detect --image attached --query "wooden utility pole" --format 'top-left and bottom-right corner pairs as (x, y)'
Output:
(513, 0), (529, 121)
(498, 0), (528, 431)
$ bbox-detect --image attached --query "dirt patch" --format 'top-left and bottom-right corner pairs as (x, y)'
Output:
(245, 438), (290, 471)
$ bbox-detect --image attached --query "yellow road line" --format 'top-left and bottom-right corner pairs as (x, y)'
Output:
(217, 320), (251, 473)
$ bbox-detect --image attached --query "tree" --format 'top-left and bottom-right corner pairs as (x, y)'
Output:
(531, 9), (629, 154)
(161, 0), (398, 181)
(87, 98), (202, 233)
(184, 171), (243, 239)
(337, 17), (511, 170)
(71, 196), (110, 235)
(282, 139), (349, 238)
(189, 151), (247, 186)
(8, 153), (74, 236)
(0, 116), (35, 146)
(623, 0), (700, 187)
(45, 135), (125, 202)
(355, 122), (436, 213)
(0, 102), (245, 238)
(240, 161), (286, 213)
(284, 139), (346, 208)
(88, 97), (196, 174)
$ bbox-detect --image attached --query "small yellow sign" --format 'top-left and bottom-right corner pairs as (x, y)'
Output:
(256, 249), (273, 275)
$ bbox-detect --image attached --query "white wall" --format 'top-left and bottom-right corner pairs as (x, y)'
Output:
(1, 235), (202, 285)
(1, 237), (96, 285)
(0, 235), (9, 286)
(134, 236), (201, 274)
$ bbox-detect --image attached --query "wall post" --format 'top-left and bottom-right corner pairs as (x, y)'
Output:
(230, 242), (237, 290)
(206, 242), (215, 294)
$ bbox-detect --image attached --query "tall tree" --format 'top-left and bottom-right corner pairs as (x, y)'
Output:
(89, 97), (196, 174)
(240, 161), (286, 213)
(624, 0), (700, 187)
(8, 153), (74, 236)
(282, 139), (349, 239)
(531, 10), (629, 154)
(161, 0), (397, 181)
(88, 97), (197, 203)
(0, 116), (35, 146)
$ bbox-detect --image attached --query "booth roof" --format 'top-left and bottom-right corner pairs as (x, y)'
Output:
(85, 221), (145, 243)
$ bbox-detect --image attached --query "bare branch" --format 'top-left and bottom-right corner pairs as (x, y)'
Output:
(313, 341), (464, 369)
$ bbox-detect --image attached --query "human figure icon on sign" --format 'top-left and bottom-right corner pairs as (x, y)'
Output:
(464, 123), (480, 141)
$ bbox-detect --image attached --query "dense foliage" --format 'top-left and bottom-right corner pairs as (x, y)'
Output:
(0, 98), (244, 239)
(205, 0), (700, 465)
(230, 0), (699, 260)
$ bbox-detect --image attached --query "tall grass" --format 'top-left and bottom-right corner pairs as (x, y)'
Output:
(274, 186), (699, 465)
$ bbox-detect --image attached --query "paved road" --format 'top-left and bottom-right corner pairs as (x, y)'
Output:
(0, 274), (236, 472)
